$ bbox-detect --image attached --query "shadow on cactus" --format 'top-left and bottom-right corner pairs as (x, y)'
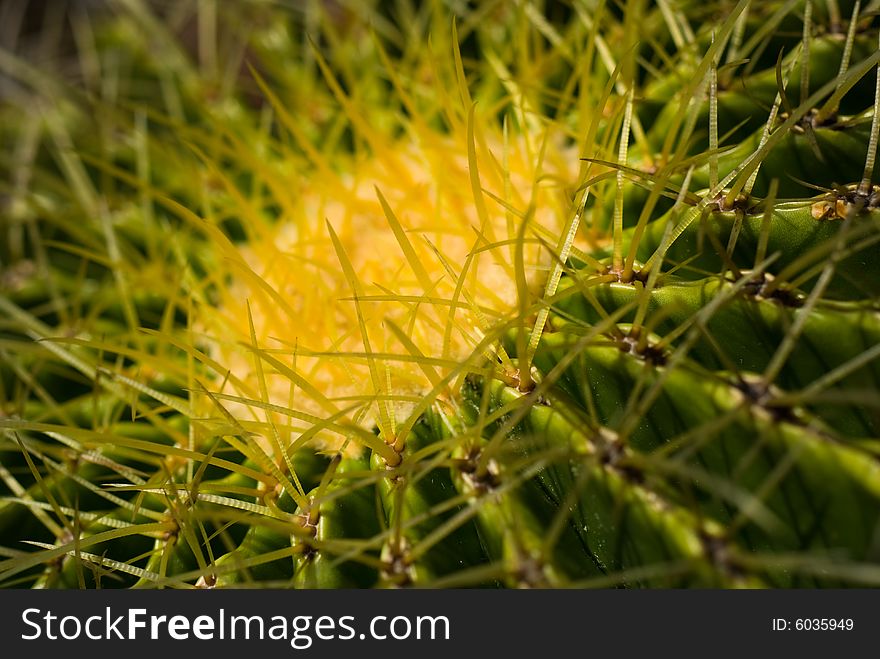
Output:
(1, 0), (879, 589)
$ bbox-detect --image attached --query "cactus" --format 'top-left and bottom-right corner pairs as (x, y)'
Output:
(1, 0), (879, 588)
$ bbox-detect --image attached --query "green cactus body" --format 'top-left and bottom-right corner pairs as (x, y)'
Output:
(1, 0), (880, 589)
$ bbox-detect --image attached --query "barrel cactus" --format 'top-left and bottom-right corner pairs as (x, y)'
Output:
(1, 0), (879, 588)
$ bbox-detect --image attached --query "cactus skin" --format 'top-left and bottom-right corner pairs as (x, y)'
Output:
(1, 0), (880, 589)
